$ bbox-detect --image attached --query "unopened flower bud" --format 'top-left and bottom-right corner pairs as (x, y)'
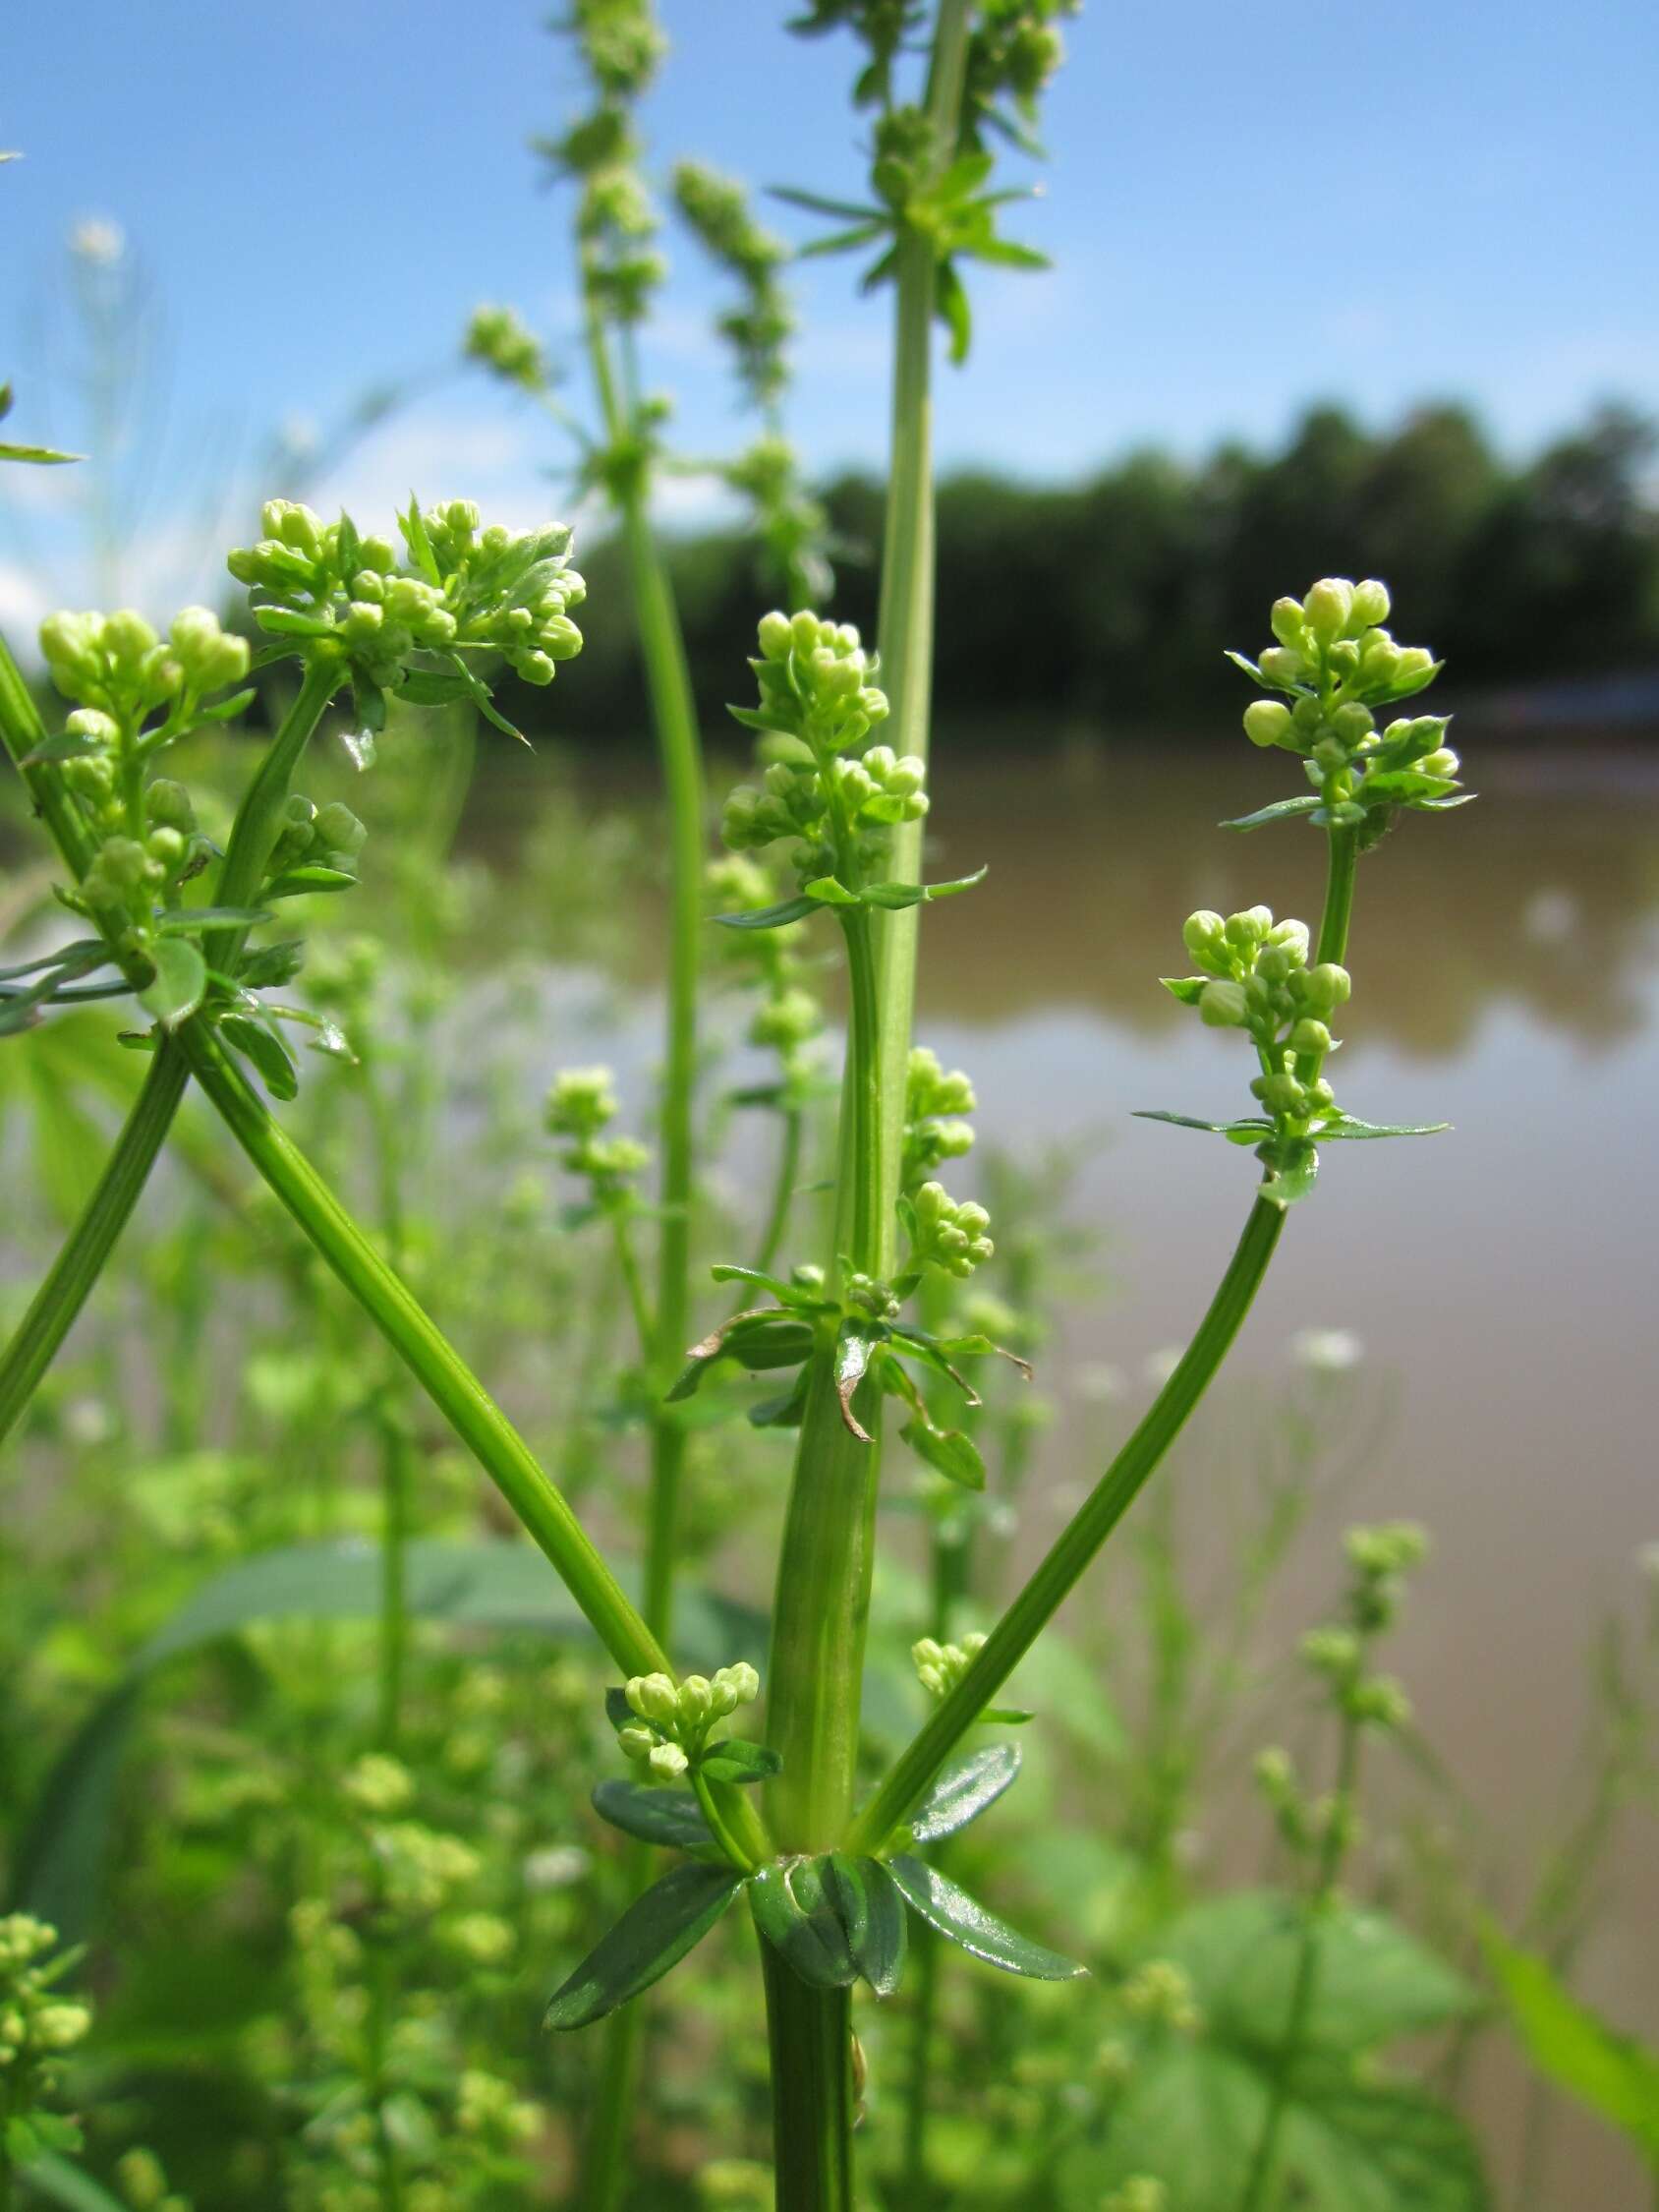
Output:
(1269, 598), (1306, 648)
(1198, 980), (1248, 1028)
(1243, 699), (1292, 749)
(618, 1725), (656, 1763)
(1225, 905), (1273, 949)
(648, 1741), (689, 1781)
(1302, 577), (1354, 643)
(1394, 646), (1434, 684)
(677, 1675), (714, 1727)
(1259, 647), (1308, 688)
(757, 611), (792, 661)
(1349, 579), (1391, 629)
(625, 1672), (680, 1725)
(1302, 962), (1351, 1012)
(1330, 702), (1375, 745)
(1289, 1018), (1332, 1056)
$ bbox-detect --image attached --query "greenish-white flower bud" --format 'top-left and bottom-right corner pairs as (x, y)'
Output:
(315, 800), (367, 857)
(1266, 917), (1310, 962)
(790, 610), (821, 659)
(1289, 1018), (1332, 1056)
(546, 1065), (618, 1138)
(1301, 962), (1351, 1012)
(145, 826), (185, 870)
(1300, 1625), (1360, 1677)
(1348, 1676), (1411, 1729)
(1349, 578), (1391, 630)
(757, 610), (792, 661)
(1243, 699), (1292, 749)
(648, 1741), (689, 1782)
(144, 779), (196, 833)
(1259, 647), (1308, 688)
(1331, 702), (1375, 745)
(1225, 905), (1273, 949)
(1181, 909), (1227, 971)
(1312, 737), (1347, 774)
(1306, 1077), (1335, 1110)
(677, 1675), (714, 1727)
(626, 1672), (680, 1725)
(1260, 1071), (1307, 1115)
(1198, 980), (1248, 1028)
(1421, 747), (1459, 779)
(1394, 646), (1434, 684)
(66, 706), (118, 745)
(1269, 598), (1306, 648)
(1358, 632), (1401, 684)
(103, 609), (159, 669)
(1302, 578), (1354, 643)
(618, 1724), (656, 1763)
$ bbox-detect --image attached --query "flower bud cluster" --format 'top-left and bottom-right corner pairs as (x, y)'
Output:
(902, 1045), (977, 1192)
(544, 1065), (650, 1203)
(227, 498), (585, 694)
(570, 0), (666, 101)
(672, 162), (793, 410)
(722, 612), (915, 886)
(908, 1179), (995, 1281)
(41, 604), (249, 728)
(912, 1629), (987, 1700)
(1234, 579), (1467, 836)
(464, 305), (547, 393)
(456, 2066), (540, 2147)
(708, 855), (827, 1095)
(613, 1662), (761, 1782)
(0, 1913), (92, 2124)
(963, 1), (1078, 146)
(265, 794), (368, 887)
(1119, 1958), (1203, 2036)
(1177, 906), (1349, 1131)
(724, 436), (834, 609)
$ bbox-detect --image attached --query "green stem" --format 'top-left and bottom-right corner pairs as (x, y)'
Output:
(202, 657), (342, 975)
(762, 1946), (856, 2212)
(0, 1039), (190, 1446)
(851, 812), (1359, 1857)
(869, 0), (973, 1273)
(1234, 1714), (1363, 2212)
(174, 1023), (668, 1680)
(375, 1402), (413, 1753)
(847, 1193), (1287, 1856)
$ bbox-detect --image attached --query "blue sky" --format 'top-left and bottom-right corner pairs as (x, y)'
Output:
(2, 0), (1655, 621)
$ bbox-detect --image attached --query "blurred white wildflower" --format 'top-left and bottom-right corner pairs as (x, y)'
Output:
(1289, 1327), (1363, 1372)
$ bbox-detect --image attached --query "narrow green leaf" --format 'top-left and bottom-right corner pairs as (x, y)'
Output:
(909, 1744), (1022, 1843)
(400, 493), (441, 585)
(0, 439), (81, 465)
(823, 1853), (907, 1998)
(889, 1855), (1085, 1980)
(20, 729), (101, 766)
(1134, 1110), (1274, 1138)
(1483, 1927), (1659, 2160)
(138, 938), (205, 1029)
(667, 1310), (815, 1401)
(1260, 1137), (1319, 1207)
(1314, 1115), (1451, 1140)
(748, 1860), (858, 1989)
(1159, 975), (1209, 1005)
(900, 1415), (985, 1490)
(709, 1263), (835, 1312)
(713, 894), (823, 931)
(218, 1016), (299, 1102)
(156, 905), (271, 935)
(697, 1737), (782, 1786)
(591, 1780), (714, 1851)
(1220, 795), (1322, 833)
(544, 1863), (742, 2029)
(770, 184), (887, 222)
(13, 2151), (125, 2210)
(802, 874), (859, 905)
(264, 865), (358, 898)
(860, 864), (988, 909)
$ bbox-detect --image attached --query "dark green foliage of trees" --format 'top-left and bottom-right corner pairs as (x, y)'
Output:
(547, 402), (1659, 745)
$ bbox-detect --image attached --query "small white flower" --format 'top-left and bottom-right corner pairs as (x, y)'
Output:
(69, 217), (125, 264)
(1289, 1327), (1363, 1372)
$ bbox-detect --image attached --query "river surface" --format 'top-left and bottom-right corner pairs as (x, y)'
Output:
(475, 735), (1658, 2206)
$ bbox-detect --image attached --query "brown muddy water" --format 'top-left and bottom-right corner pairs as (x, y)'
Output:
(492, 735), (1658, 2208)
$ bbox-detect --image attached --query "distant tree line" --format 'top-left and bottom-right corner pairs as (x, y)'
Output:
(515, 401), (1659, 745)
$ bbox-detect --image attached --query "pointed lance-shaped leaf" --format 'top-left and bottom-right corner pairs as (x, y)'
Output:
(823, 1853), (907, 1998)
(591, 1780), (715, 1851)
(138, 938), (206, 1030)
(889, 1855), (1086, 1981)
(908, 1743), (1022, 1844)
(1220, 795), (1323, 833)
(544, 1862), (743, 2030)
(748, 1860), (858, 1989)
(697, 1737), (781, 1786)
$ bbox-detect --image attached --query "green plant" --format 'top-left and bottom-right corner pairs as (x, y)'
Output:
(2, 10), (1505, 2209)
